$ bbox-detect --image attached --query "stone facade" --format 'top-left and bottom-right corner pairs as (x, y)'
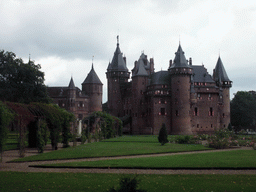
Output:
(47, 65), (103, 120)
(106, 38), (232, 135)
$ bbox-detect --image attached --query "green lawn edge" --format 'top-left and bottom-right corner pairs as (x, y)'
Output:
(35, 150), (256, 169)
(9, 142), (211, 162)
(0, 172), (255, 192)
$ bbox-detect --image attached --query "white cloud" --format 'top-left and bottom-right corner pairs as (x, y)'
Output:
(1, 0), (256, 103)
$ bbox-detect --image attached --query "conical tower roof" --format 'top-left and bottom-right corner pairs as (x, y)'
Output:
(214, 57), (231, 82)
(68, 77), (76, 89)
(170, 44), (191, 69)
(133, 59), (148, 77)
(82, 64), (103, 85)
(107, 36), (128, 72)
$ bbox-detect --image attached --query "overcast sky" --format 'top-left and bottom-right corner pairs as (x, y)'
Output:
(1, 0), (256, 102)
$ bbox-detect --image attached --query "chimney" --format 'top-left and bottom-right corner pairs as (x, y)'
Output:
(189, 57), (192, 65)
(169, 60), (172, 68)
(150, 58), (154, 74)
(123, 56), (126, 65)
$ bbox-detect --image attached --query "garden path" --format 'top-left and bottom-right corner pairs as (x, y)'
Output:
(0, 144), (255, 175)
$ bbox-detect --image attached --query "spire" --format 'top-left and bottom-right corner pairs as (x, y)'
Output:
(214, 57), (231, 83)
(170, 44), (191, 69)
(82, 64), (103, 85)
(108, 36), (128, 72)
(68, 77), (76, 89)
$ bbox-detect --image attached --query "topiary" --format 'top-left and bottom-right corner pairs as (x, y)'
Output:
(158, 123), (168, 145)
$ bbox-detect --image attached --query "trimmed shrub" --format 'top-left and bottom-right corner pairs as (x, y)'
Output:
(109, 176), (147, 192)
(158, 123), (168, 145)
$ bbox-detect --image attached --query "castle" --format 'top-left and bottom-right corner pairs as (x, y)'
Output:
(47, 64), (103, 120)
(106, 37), (232, 135)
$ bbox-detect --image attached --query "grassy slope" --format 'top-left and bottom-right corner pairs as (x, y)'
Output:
(0, 172), (255, 192)
(11, 137), (210, 162)
(40, 150), (256, 169)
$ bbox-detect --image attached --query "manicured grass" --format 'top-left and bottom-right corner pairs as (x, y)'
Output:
(4, 133), (20, 151)
(39, 150), (256, 169)
(11, 140), (210, 162)
(0, 172), (255, 192)
(105, 135), (176, 143)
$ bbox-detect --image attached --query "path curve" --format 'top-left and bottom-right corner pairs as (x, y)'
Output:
(1, 146), (255, 175)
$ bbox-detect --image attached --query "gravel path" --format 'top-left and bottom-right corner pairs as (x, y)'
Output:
(1, 145), (255, 175)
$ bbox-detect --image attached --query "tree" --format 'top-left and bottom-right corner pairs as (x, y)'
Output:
(158, 123), (168, 145)
(231, 91), (256, 131)
(0, 50), (50, 104)
(0, 101), (13, 161)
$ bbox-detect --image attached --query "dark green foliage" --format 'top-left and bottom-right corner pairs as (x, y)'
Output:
(36, 120), (48, 153)
(0, 50), (51, 104)
(228, 123), (232, 131)
(0, 101), (14, 161)
(158, 123), (168, 145)
(175, 135), (192, 144)
(84, 111), (123, 140)
(109, 176), (147, 192)
(208, 128), (234, 149)
(34, 103), (74, 150)
(231, 91), (256, 130)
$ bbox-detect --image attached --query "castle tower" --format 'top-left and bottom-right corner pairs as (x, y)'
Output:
(131, 55), (149, 134)
(68, 77), (76, 113)
(213, 57), (232, 129)
(169, 44), (193, 135)
(106, 36), (130, 117)
(82, 64), (103, 113)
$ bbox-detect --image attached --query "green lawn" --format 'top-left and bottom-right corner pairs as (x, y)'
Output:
(0, 172), (255, 192)
(11, 140), (210, 162)
(38, 150), (256, 169)
(4, 133), (20, 151)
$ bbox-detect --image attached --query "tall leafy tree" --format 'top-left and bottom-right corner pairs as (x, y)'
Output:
(0, 50), (50, 103)
(231, 91), (256, 130)
(0, 101), (13, 161)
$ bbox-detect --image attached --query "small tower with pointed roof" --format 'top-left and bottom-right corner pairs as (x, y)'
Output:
(82, 64), (103, 113)
(131, 54), (150, 134)
(213, 57), (232, 128)
(106, 36), (130, 117)
(169, 44), (193, 135)
(68, 77), (76, 112)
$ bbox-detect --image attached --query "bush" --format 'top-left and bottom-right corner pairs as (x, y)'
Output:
(175, 135), (193, 144)
(108, 176), (147, 192)
(207, 128), (234, 149)
(158, 123), (168, 145)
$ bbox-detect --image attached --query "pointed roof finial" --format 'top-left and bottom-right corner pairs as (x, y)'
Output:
(117, 35), (119, 45)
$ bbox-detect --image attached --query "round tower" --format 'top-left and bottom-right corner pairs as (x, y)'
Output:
(131, 55), (149, 134)
(106, 36), (130, 117)
(169, 44), (193, 135)
(82, 64), (103, 113)
(213, 57), (232, 129)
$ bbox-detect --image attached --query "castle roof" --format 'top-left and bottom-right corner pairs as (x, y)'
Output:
(192, 65), (215, 83)
(107, 36), (128, 72)
(170, 44), (191, 69)
(149, 71), (171, 85)
(82, 64), (103, 85)
(133, 56), (149, 77)
(47, 87), (88, 98)
(214, 57), (231, 82)
(68, 77), (76, 89)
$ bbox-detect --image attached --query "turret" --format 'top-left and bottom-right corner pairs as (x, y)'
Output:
(213, 57), (232, 129)
(82, 64), (103, 113)
(169, 44), (193, 135)
(106, 36), (130, 117)
(131, 54), (149, 134)
(68, 77), (76, 112)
